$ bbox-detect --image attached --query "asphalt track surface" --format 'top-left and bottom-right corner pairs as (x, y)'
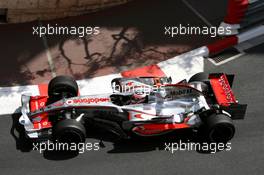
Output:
(0, 43), (263, 175)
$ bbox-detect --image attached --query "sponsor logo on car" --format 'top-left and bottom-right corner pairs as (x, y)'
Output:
(66, 98), (110, 105)
(218, 76), (234, 102)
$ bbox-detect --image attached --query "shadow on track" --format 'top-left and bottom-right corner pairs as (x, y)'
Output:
(10, 112), (79, 160)
(10, 112), (33, 152)
(100, 129), (222, 154)
(10, 112), (225, 160)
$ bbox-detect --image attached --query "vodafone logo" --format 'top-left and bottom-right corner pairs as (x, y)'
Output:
(66, 98), (110, 105)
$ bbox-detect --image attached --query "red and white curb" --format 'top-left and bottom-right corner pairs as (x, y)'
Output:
(208, 25), (264, 55)
(207, 25), (264, 65)
(1, 25), (263, 115)
(0, 54), (204, 115)
(219, 0), (262, 35)
(219, 0), (249, 35)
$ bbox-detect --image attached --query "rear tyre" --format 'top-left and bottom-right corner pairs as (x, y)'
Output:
(188, 72), (208, 83)
(53, 119), (86, 145)
(188, 72), (210, 94)
(204, 113), (235, 143)
(48, 76), (78, 99)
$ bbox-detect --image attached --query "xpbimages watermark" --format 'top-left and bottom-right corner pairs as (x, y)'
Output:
(32, 140), (100, 153)
(164, 24), (232, 38)
(32, 24), (100, 37)
(112, 83), (166, 95)
(164, 140), (232, 154)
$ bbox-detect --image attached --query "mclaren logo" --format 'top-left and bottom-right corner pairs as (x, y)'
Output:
(170, 88), (193, 96)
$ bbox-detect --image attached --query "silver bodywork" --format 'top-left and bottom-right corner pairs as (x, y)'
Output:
(19, 80), (210, 138)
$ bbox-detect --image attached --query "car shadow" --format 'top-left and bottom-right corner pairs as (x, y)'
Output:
(10, 112), (33, 152)
(11, 112), (224, 160)
(100, 130), (215, 154)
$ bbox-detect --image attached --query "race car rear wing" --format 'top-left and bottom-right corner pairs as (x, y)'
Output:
(221, 103), (247, 120)
(209, 73), (247, 120)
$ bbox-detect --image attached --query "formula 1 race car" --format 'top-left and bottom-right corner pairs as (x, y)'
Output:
(19, 73), (247, 145)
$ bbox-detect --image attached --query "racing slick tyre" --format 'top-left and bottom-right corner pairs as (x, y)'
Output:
(53, 119), (86, 145)
(188, 72), (208, 83)
(204, 113), (235, 143)
(48, 76), (78, 99)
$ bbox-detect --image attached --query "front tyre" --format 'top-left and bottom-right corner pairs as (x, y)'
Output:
(48, 76), (78, 100)
(53, 119), (86, 145)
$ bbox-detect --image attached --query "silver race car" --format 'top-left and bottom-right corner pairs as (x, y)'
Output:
(19, 73), (247, 144)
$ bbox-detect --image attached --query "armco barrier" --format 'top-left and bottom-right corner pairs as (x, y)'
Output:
(241, 0), (264, 28)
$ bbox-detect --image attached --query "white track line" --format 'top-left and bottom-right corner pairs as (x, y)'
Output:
(158, 47), (206, 83)
(38, 21), (56, 78)
(181, 0), (213, 27)
(78, 73), (122, 95)
(0, 85), (40, 115)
